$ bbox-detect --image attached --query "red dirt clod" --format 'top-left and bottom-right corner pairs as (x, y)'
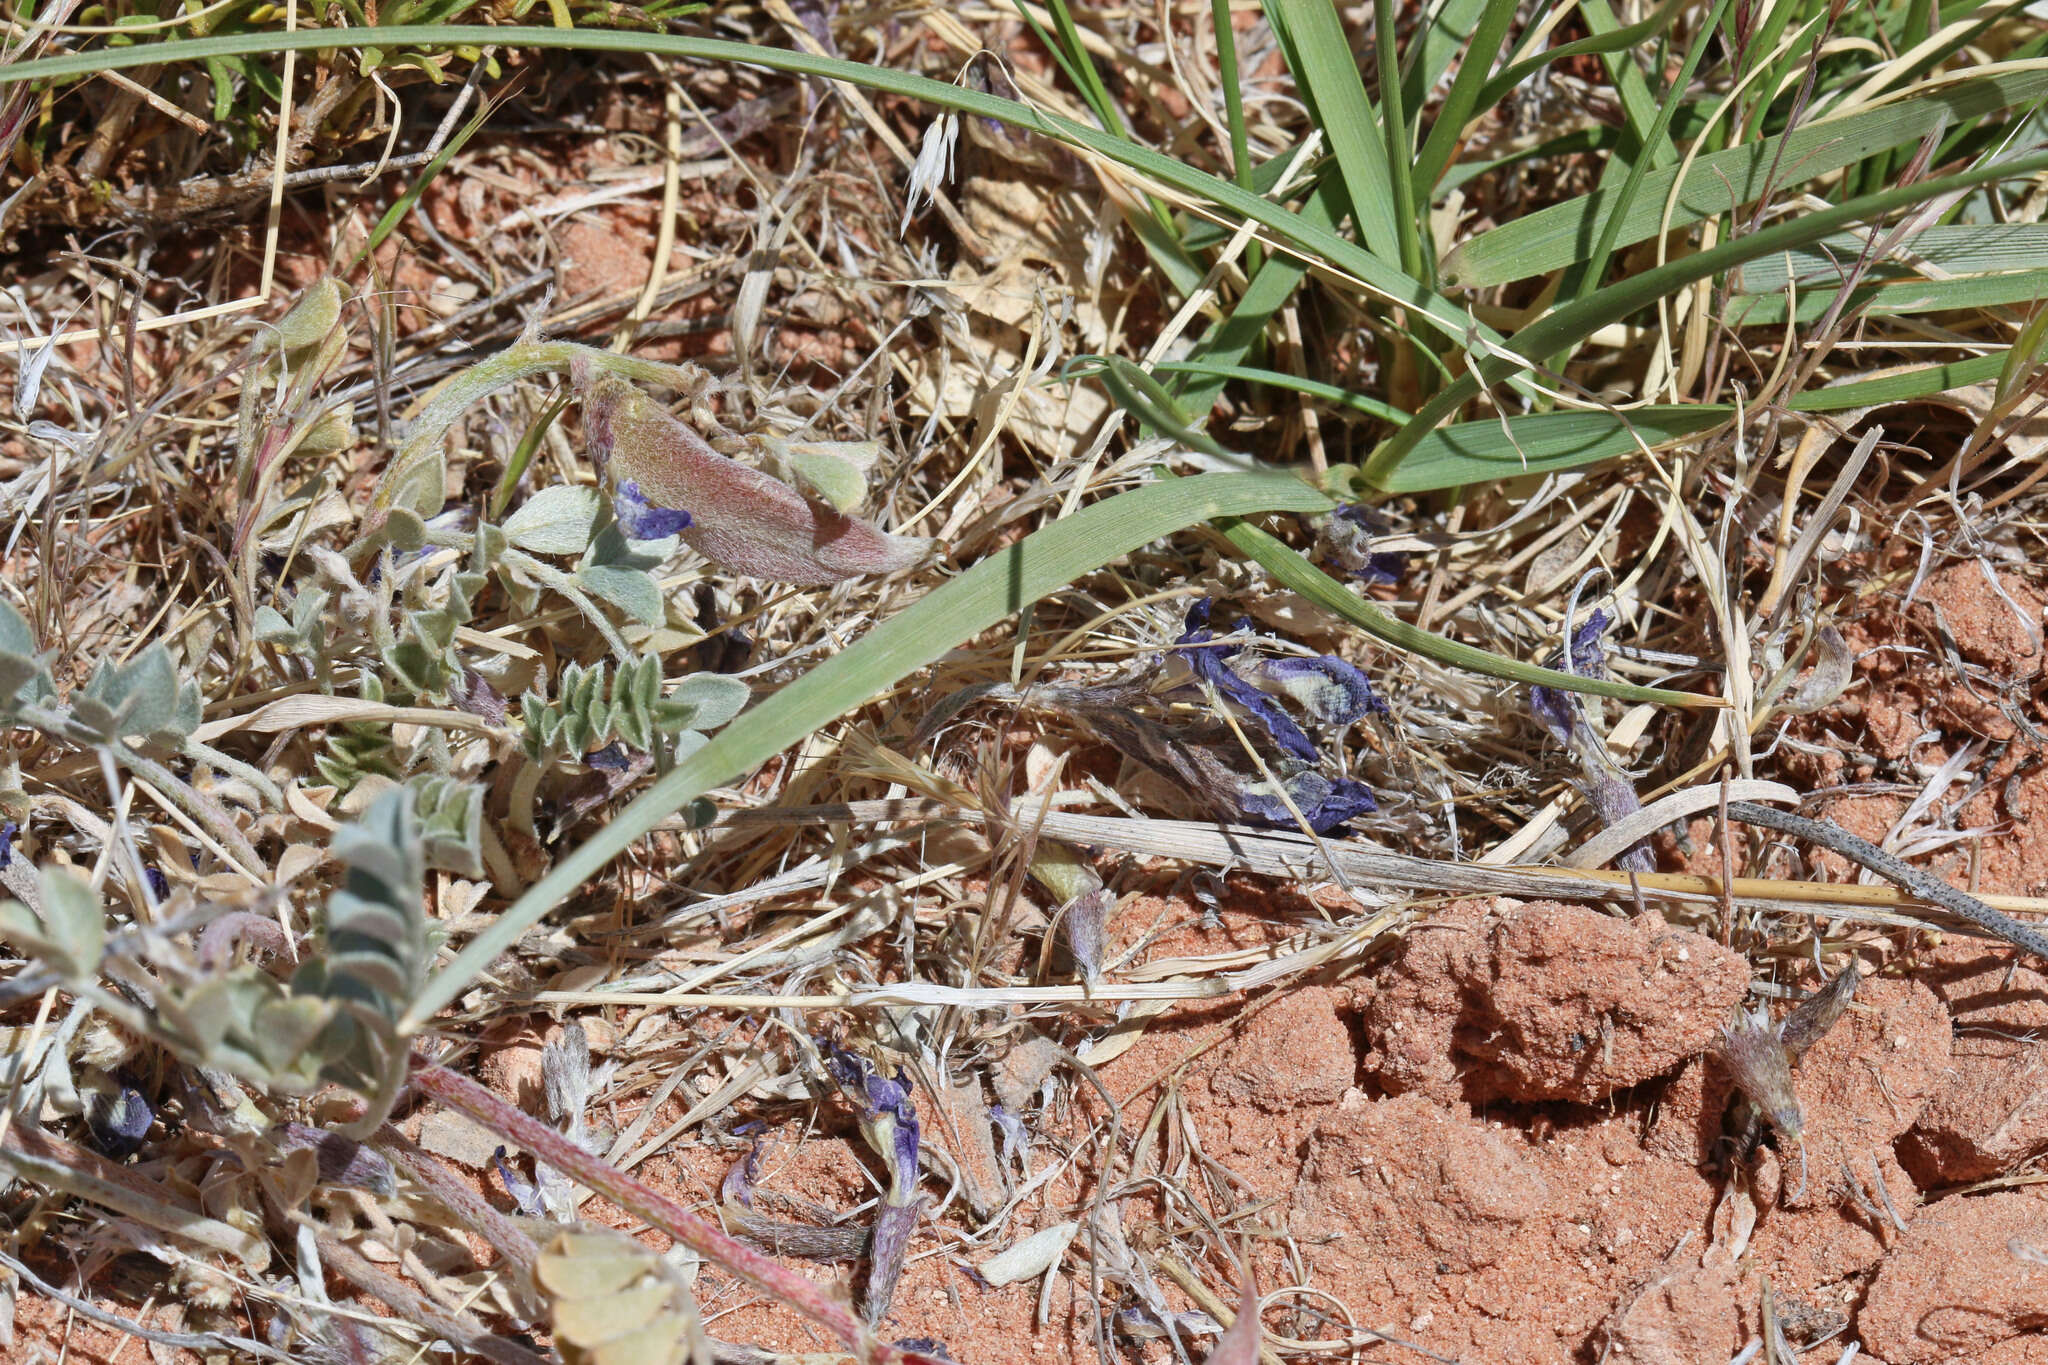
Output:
(1361, 899), (1749, 1104)
(1858, 1188), (2048, 1364)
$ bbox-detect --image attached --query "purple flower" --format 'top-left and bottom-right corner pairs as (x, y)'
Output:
(585, 742), (634, 773)
(1251, 654), (1387, 723)
(490, 1146), (546, 1217)
(613, 479), (693, 542)
(1177, 601), (1319, 763)
(722, 1139), (763, 1208)
(1237, 771), (1378, 833)
(0, 821), (15, 866)
(84, 1073), (152, 1158)
(819, 1038), (921, 1198)
(1529, 608), (1612, 746)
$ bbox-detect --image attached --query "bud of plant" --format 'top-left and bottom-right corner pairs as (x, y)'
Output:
(275, 277), (345, 353)
(581, 374), (932, 585)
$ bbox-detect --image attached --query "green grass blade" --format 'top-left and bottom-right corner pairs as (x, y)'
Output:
(348, 92), (490, 268)
(1735, 223), (2048, 291)
(1153, 359), (1414, 425)
(1411, 0), (1523, 199)
(1575, 0), (1677, 166)
(1373, 405), (1731, 491)
(1370, 0), (1430, 287)
(1444, 65), (2048, 288)
(1175, 172), (1347, 415)
(1788, 352), (2007, 410)
(1209, 510), (1721, 706)
(1399, 0), (1494, 120)
(1470, 0), (1688, 113)
(1726, 265), (2048, 327)
(1264, 0), (1405, 266)
(1369, 147), (2048, 487)
(1558, 0), (1733, 308)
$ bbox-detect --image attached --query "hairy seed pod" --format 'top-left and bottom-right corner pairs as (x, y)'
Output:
(581, 374), (931, 585)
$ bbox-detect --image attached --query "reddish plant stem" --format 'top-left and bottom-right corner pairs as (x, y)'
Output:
(409, 1061), (940, 1365)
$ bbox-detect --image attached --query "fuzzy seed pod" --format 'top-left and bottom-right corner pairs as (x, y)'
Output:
(581, 374), (932, 585)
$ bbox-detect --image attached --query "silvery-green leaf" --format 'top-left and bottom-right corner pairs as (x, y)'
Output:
(672, 729), (710, 765)
(666, 673), (750, 732)
(79, 645), (198, 742)
(322, 788), (427, 1023)
(581, 521), (674, 573)
(252, 606), (296, 643)
(408, 774), (485, 879)
(577, 564), (665, 628)
(505, 485), (604, 556)
(34, 865), (106, 979)
(275, 277), (345, 353)
(0, 600), (49, 715)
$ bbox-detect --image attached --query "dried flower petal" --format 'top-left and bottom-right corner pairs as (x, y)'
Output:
(722, 1140), (762, 1208)
(1247, 654), (1387, 725)
(582, 374), (932, 585)
(1581, 768), (1653, 875)
(819, 1038), (921, 1199)
(274, 1122), (396, 1196)
(1063, 887), (1113, 985)
(864, 1196), (923, 1323)
(1778, 961), (1862, 1061)
(1529, 608), (1612, 746)
(1178, 601), (1319, 763)
(1237, 770), (1378, 833)
(613, 480), (693, 542)
(491, 1145), (546, 1217)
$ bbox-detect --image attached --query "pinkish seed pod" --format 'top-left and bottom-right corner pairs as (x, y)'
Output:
(581, 374), (932, 585)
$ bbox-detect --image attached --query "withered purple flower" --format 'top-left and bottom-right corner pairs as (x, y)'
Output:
(613, 479), (693, 542)
(819, 1038), (925, 1322)
(1237, 770), (1378, 834)
(584, 742), (634, 773)
(722, 1138), (764, 1208)
(1177, 601), (1319, 763)
(274, 1123), (396, 1196)
(0, 821), (15, 866)
(1250, 655), (1387, 724)
(990, 1103), (1030, 1173)
(490, 1146), (546, 1217)
(84, 1072), (152, 1158)
(819, 1039), (920, 1197)
(1324, 505), (1408, 585)
(865, 1197), (921, 1323)
(581, 372), (933, 585)
(1529, 608), (1612, 746)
